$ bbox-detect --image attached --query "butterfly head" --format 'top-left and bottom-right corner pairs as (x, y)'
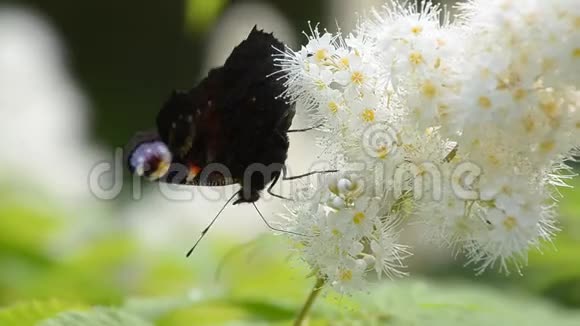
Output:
(128, 139), (172, 181)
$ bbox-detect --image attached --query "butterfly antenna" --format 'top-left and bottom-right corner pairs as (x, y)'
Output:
(186, 192), (238, 257)
(251, 202), (309, 238)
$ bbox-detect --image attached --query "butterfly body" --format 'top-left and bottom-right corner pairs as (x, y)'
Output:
(128, 27), (294, 204)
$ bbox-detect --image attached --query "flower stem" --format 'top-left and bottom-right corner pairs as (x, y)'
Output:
(294, 277), (325, 326)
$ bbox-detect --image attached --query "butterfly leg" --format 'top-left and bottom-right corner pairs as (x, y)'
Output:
(287, 121), (324, 133)
(282, 169), (338, 181)
(267, 167), (338, 201)
(267, 172), (292, 201)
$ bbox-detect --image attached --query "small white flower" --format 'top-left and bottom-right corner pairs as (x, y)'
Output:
(467, 203), (544, 275)
(334, 54), (376, 96)
(307, 63), (335, 92)
(349, 92), (381, 126)
(328, 257), (368, 293)
(305, 32), (336, 64)
(370, 219), (410, 279)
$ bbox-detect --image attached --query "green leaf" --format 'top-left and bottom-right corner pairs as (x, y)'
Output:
(123, 296), (194, 321)
(155, 298), (305, 326)
(228, 299), (296, 321)
(0, 200), (64, 304)
(38, 308), (153, 326)
(23, 236), (140, 305)
(0, 203), (62, 258)
(335, 279), (580, 325)
(156, 301), (257, 326)
(218, 236), (312, 303)
(0, 300), (85, 326)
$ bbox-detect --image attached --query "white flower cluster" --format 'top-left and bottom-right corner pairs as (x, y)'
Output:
(277, 0), (579, 292)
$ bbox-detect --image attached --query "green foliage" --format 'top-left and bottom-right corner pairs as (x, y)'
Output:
(25, 235), (140, 305)
(3, 280), (580, 325)
(0, 300), (85, 326)
(38, 308), (152, 326)
(0, 202), (61, 259)
(1, 177), (579, 325)
(156, 300), (290, 325)
(186, 0), (227, 33)
(341, 280), (580, 326)
(216, 236), (312, 302)
(523, 178), (580, 307)
(0, 202), (63, 305)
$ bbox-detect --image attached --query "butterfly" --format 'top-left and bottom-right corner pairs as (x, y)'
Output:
(126, 27), (332, 255)
(126, 27), (297, 204)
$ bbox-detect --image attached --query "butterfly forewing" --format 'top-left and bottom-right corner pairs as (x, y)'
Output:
(153, 27), (294, 196)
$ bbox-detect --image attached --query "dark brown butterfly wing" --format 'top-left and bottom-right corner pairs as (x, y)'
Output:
(156, 27), (294, 191)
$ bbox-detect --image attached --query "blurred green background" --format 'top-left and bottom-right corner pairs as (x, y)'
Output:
(0, 0), (579, 325)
